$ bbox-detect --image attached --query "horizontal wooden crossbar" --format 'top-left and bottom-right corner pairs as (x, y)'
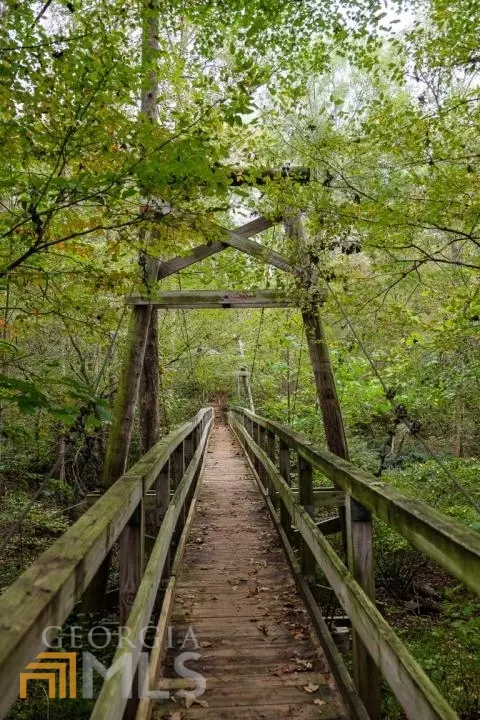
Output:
(157, 217), (274, 280)
(126, 289), (305, 309)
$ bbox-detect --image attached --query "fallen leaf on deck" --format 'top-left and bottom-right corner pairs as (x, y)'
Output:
(167, 712), (183, 720)
(304, 683), (320, 694)
(184, 694), (209, 709)
(295, 658), (313, 670)
(314, 699), (326, 706)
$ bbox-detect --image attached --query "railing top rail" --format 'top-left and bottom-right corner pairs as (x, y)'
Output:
(0, 407), (213, 717)
(230, 406), (480, 597)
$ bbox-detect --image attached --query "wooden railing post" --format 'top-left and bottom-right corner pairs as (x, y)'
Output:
(266, 430), (276, 505)
(184, 431), (195, 468)
(171, 441), (186, 533)
(347, 497), (381, 720)
(298, 454), (316, 584)
(119, 501), (145, 625)
(155, 461), (170, 576)
(252, 422), (260, 473)
(258, 426), (268, 492)
(279, 440), (293, 540)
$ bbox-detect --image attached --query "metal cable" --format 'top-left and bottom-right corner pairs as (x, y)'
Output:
(324, 276), (480, 515)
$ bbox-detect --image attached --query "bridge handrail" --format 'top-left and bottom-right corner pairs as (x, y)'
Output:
(229, 407), (480, 720)
(0, 406), (214, 719)
(230, 406), (480, 596)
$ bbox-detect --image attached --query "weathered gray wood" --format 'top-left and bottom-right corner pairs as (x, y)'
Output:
(298, 454), (316, 584)
(119, 502), (145, 626)
(217, 224), (300, 276)
(126, 289), (302, 309)
(0, 408), (212, 719)
(288, 213), (377, 711)
(316, 515), (342, 535)
(155, 462), (170, 576)
(231, 407), (480, 598)
(266, 430), (276, 506)
(135, 426), (209, 720)
(139, 306), (160, 455)
(103, 307), (153, 485)
(156, 217), (273, 280)
(279, 440), (293, 540)
(347, 496), (380, 718)
(170, 441), (186, 533)
(231, 417), (458, 720)
(91, 417), (213, 720)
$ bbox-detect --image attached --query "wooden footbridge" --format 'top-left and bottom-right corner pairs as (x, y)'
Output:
(1, 209), (480, 719)
(1, 403), (479, 720)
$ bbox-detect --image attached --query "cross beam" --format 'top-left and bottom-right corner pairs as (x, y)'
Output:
(156, 216), (303, 281)
(126, 289), (317, 309)
(157, 217), (274, 281)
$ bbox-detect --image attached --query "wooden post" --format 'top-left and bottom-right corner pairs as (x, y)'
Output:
(279, 440), (293, 541)
(287, 214), (380, 720)
(301, 308), (349, 458)
(184, 431), (195, 468)
(139, 307), (160, 455)
(266, 430), (276, 505)
(347, 497), (381, 719)
(171, 442), (185, 535)
(236, 336), (255, 412)
(119, 501), (144, 624)
(155, 462), (170, 575)
(258, 426), (268, 491)
(252, 422), (261, 474)
(103, 307), (153, 487)
(298, 454), (316, 584)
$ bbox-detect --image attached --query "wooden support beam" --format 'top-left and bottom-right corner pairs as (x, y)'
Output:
(227, 165), (311, 186)
(316, 515), (342, 535)
(155, 462), (170, 576)
(119, 502), (145, 626)
(288, 207), (378, 719)
(157, 217), (273, 280)
(279, 440), (293, 541)
(298, 454), (316, 584)
(126, 289), (301, 309)
(217, 224), (300, 276)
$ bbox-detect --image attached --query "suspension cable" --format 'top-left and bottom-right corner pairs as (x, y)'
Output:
(324, 275), (480, 515)
(291, 324), (305, 423)
(250, 307), (264, 387)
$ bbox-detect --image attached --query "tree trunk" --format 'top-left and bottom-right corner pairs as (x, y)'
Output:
(86, 0), (160, 615)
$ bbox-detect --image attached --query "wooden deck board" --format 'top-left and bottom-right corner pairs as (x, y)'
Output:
(152, 424), (346, 720)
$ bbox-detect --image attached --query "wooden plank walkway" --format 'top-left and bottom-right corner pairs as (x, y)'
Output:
(153, 422), (347, 719)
